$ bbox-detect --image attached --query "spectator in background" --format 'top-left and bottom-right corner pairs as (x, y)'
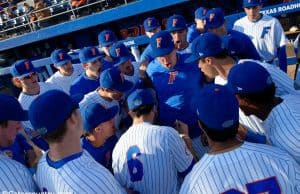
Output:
(23, 3), (34, 14)
(31, 0), (51, 29)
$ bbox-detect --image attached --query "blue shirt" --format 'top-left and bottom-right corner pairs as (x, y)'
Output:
(140, 44), (154, 63)
(81, 135), (118, 171)
(187, 24), (206, 43)
(70, 72), (100, 96)
(0, 133), (33, 166)
(146, 53), (202, 138)
(227, 29), (261, 61)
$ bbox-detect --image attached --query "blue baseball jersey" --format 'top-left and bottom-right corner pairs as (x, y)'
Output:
(81, 135), (118, 171)
(187, 24), (205, 43)
(35, 150), (125, 193)
(180, 142), (300, 193)
(146, 53), (202, 138)
(102, 57), (116, 71)
(69, 73), (100, 96)
(226, 29), (261, 60)
(0, 133), (33, 167)
(140, 44), (154, 63)
(0, 154), (37, 192)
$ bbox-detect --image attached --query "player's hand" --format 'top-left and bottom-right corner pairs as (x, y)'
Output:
(174, 120), (189, 136)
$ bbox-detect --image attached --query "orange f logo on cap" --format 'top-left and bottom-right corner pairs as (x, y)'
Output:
(209, 13), (215, 22)
(116, 48), (121, 57)
(156, 37), (162, 48)
(58, 52), (64, 60)
(24, 61), (30, 70)
(91, 48), (97, 56)
(172, 18), (178, 27)
(148, 19), (152, 27)
(203, 8), (207, 15)
(105, 33), (110, 41)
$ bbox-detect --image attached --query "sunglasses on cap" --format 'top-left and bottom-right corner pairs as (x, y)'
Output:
(22, 72), (37, 80)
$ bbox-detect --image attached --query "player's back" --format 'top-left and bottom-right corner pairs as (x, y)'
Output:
(112, 122), (193, 194)
(69, 73), (100, 96)
(0, 154), (37, 192)
(180, 142), (300, 194)
(35, 150), (125, 193)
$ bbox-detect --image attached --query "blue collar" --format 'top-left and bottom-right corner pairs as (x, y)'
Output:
(46, 151), (83, 169)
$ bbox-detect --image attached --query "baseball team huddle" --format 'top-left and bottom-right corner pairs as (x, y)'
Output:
(1, 0), (300, 193)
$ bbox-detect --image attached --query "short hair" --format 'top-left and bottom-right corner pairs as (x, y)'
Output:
(237, 83), (276, 105)
(200, 50), (228, 63)
(199, 120), (239, 142)
(0, 121), (8, 128)
(131, 104), (154, 118)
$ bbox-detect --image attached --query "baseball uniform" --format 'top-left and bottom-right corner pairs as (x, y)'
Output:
(112, 122), (194, 194)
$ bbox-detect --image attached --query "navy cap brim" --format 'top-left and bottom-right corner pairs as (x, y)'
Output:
(54, 59), (71, 67)
(112, 80), (133, 92)
(168, 26), (187, 32)
(114, 56), (131, 67)
(152, 47), (174, 58)
(206, 18), (225, 29)
(184, 54), (202, 64)
(16, 69), (36, 79)
(84, 55), (103, 64)
(145, 25), (160, 32)
(100, 41), (115, 47)
(195, 16), (206, 20)
(243, 3), (261, 8)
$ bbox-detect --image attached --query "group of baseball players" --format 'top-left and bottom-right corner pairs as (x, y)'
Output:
(1, 0), (300, 193)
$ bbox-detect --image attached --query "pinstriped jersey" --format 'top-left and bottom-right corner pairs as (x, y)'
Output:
(35, 150), (125, 193)
(112, 122), (194, 194)
(233, 14), (287, 62)
(180, 142), (300, 194)
(123, 62), (140, 86)
(263, 94), (300, 163)
(0, 154), (37, 192)
(46, 63), (83, 94)
(79, 90), (120, 129)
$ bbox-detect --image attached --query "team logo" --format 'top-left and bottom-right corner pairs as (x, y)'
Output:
(156, 37), (162, 48)
(172, 18), (178, 27)
(37, 127), (47, 135)
(115, 48), (121, 57)
(222, 120), (234, 128)
(199, 52), (204, 57)
(147, 19), (152, 27)
(133, 99), (142, 106)
(24, 61), (31, 70)
(91, 47), (97, 56)
(58, 52), (64, 60)
(105, 33), (110, 41)
(209, 13), (215, 22)
(214, 88), (220, 92)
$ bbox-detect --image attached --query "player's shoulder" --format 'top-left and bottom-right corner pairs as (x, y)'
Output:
(146, 59), (164, 76)
(79, 90), (98, 107)
(233, 15), (248, 25)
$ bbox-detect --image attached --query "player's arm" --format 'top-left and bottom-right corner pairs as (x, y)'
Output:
(16, 133), (38, 167)
(275, 20), (288, 72)
(277, 45), (287, 72)
(237, 124), (267, 144)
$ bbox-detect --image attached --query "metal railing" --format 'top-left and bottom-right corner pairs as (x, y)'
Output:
(0, 0), (129, 38)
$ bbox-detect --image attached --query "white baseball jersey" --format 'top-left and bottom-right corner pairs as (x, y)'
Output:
(79, 90), (120, 128)
(46, 63), (83, 94)
(233, 14), (287, 62)
(18, 82), (60, 134)
(35, 150), (125, 193)
(112, 122), (194, 194)
(177, 43), (192, 55)
(263, 94), (300, 163)
(180, 142), (300, 194)
(0, 154), (37, 192)
(123, 62), (140, 86)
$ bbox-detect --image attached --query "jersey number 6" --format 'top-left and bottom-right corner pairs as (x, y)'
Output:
(127, 145), (144, 182)
(222, 176), (281, 194)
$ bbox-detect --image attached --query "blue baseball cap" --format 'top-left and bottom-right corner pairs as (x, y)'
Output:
(50, 49), (72, 66)
(143, 17), (160, 32)
(98, 30), (118, 47)
(127, 89), (155, 110)
(28, 90), (80, 135)
(196, 84), (239, 130)
(100, 67), (133, 92)
(227, 61), (273, 94)
(185, 32), (224, 63)
(10, 59), (36, 78)
(243, 0), (263, 8)
(81, 103), (118, 132)
(205, 8), (225, 29)
(166, 14), (187, 32)
(79, 46), (105, 64)
(150, 31), (174, 58)
(109, 42), (131, 66)
(195, 7), (208, 20)
(222, 34), (245, 56)
(0, 94), (27, 121)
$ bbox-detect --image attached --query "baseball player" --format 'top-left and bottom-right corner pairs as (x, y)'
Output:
(0, 93), (36, 168)
(166, 14), (191, 55)
(98, 30), (118, 70)
(46, 49), (83, 94)
(81, 103), (118, 171)
(28, 90), (125, 193)
(112, 89), (195, 194)
(180, 84), (300, 194)
(187, 7), (207, 43)
(0, 154), (37, 191)
(70, 46), (105, 97)
(10, 59), (60, 151)
(79, 67), (133, 132)
(205, 8), (261, 61)
(146, 31), (205, 158)
(233, 0), (288, 72)
(140, 17), (161, 69)
(227, 61), (300, 163)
